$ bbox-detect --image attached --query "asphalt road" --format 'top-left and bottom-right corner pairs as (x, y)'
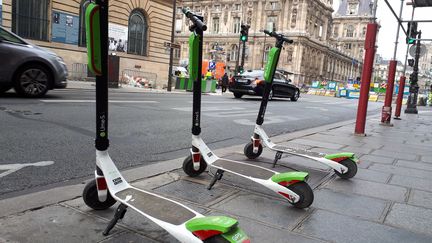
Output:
(0, 88), (381, 198)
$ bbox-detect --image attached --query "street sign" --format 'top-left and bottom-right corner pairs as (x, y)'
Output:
(409, 44), (426, 57)
(164, 42), (181, 49)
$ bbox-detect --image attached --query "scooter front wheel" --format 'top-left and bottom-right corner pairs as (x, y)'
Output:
(287, 182), (314, 209)
(83, 179), (117, 210)
(183, 155), (207, 177)
(243, 141), (263, 159)
(334, 158), (358, 179)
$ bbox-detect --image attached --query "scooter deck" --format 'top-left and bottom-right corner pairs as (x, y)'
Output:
(272, 144), (324, 157)
(213, 158), (275, 179)
(115, 187), (196, 225)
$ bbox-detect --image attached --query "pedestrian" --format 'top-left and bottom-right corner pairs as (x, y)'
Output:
(221, 73), (229, 93)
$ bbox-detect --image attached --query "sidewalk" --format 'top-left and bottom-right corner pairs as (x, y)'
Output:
(1, 110), (432, 242)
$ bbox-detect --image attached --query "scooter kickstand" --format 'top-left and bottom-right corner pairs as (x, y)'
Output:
(272, 151), (283, 168)
(103, 203), (128, 236)
(207, 169), (224, 190)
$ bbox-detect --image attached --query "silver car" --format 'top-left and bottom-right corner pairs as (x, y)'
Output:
(0, 26), (68, 97)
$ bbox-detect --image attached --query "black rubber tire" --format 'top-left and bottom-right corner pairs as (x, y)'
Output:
(14, 64), (51, 98)
(290, 89), (299, 101)
(203, 235), (229, 243)
(287, 181), (314, 209)
(243, 141), (263, 159)
(233, 92), (243, 98)
(83, 179), (117, 210)
(0, 86), (11, 95)
(334, 158), (358, 179)
(182, 155), (207, 177)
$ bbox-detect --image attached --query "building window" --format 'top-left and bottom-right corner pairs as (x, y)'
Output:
(229, 45), (239, 61)
(348, 3), (358, 15)
(213, 17), (220, 34)
(78, 0), (92, 47)
(128, 9), (148, 56)
(333, 25), (339, 37)
(263, 45), (272, 62)
(362, 26), (367, 37)
(345, 43), (352, 50)
(266, 16), (277, 31)
(235, 4), (241, 11)
(287, 48), (293, 63)
(12, 0), (49, 41)
(233, 17), (241, 33)
(175, 19), (183, 33)
(174, 48), (181, 59)
(291, 9), (297, 28)
(214, 5), (221, 11)
(176, 7), (183, 14)
(270, 2), (279, 10)
(346, 25), (354, 37)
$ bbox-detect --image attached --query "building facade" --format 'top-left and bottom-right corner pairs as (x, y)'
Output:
(174, 0), (364, 85)
(0, 0), (174, 87)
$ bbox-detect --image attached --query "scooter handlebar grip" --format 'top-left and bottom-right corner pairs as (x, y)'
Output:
(183, 7), (207, 31)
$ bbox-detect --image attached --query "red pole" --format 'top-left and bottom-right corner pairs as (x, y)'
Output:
(355, 23), (378, 136)
(394, 76), (406, 119)
(380, 60), (397, 125)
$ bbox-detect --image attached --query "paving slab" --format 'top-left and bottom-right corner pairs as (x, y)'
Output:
(312, 189), (388, 221)
(371, 149), (418, 161)
(355, 168), (391, 183)
(325, 178), (408, 202)
(296, 209), (432, 243)
(359, 154), (395, 164)
(390, 175), (432, 193)
(212, 191), (310, 230)
(356, 160), (372, 169)
(369, 163), (432, 180)
(99, 232), (159, 243)
(288, 138), (346, 150)
(385, 203), (432, 235)
(396, 160), (432, 171)
(0, 205), (123, 243)
(341, 146), (374, 155)
(381, 144), (432, 155)
(302, 134), (365, 147)
(420, 155), (432, 163)
(408, 189), (432, 209)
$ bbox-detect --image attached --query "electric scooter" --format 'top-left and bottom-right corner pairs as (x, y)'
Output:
(81, 2), (250, 242)
(182, 8), (314, 209)
(243, 31), (358, 179)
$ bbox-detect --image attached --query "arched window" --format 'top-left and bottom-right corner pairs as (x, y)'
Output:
(346, 25), (354, 37)
(128, 9), (148, 56)
(78, 0), (91, 47)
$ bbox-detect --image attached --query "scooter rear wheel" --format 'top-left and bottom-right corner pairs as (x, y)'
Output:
(243, 141), (263, 159)
(83, 179), (116, 210)
(287, 182), (314, 209)
(183, 155), (207, 177)
(334, 158), (358, 179)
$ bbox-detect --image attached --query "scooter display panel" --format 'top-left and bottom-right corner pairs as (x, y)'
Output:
(272, 145), (323, 157)
(213, 159), (275, 179)
(116, 188), (196, 225)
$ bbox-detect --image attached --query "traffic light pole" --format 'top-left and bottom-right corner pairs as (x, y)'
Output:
(405, 31), (421, 114)
(240, 40), (246, 71)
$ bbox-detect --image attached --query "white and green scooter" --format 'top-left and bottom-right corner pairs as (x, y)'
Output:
(244, 30), (358, 179)
(81, 2), (249, 242)
(182, 8), (314, 209)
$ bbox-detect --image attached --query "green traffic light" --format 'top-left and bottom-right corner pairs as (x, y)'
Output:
(241, 35), (247, 41)
(408, 38), (415, 44)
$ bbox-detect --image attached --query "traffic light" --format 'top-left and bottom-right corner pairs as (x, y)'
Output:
(408, 59), (414, 67)
(240, 24), (249, 42)
(406, 21), (417, 44)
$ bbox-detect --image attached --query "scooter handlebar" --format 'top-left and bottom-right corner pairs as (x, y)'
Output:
(263, 30), (293, 44)
(183, 8), (207, 31)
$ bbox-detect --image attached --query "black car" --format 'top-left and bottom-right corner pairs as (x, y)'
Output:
(228, 70), (300, 101)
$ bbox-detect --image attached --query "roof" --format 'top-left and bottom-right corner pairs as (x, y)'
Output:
(336, 0), (373, 16)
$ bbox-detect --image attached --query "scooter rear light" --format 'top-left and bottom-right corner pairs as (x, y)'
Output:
(192, 230), (222, 240)
(97, 177), (108, 190)
(278, 180), (300, 186)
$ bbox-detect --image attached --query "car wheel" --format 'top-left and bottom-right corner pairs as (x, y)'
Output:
(290, 89), (299, 101)
(233, 92), (243, 99)
(0, 86), (12, 95)
(14, 64), (51, 98)
(268, 89), (274, 100)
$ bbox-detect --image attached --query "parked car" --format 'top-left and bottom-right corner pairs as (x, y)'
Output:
(228, 70), (300, 101)
(0, 26), (68, 97)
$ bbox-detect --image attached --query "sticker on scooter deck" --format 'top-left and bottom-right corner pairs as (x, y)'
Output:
(272, 145), (324, 157)
(212, 159), (275, 179)
(116, 188), (196, 225)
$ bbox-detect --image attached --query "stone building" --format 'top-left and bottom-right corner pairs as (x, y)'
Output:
(174, 0), (362, 85)
(0, 0), (174, 87)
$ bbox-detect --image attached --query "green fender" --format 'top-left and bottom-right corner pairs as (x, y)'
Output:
(263, 47), (281, 83)
(85, 3), (101, 76)
(186, 216), (249, 242)
(271, 171), (308, 184)
(324, 152), (359, 163)
(188, 33), (199, 85)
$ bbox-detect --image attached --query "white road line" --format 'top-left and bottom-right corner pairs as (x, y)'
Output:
(305, 106), (329, 111)
(173, 107), (246, 112)
(40, 100), (158, 103)
(0, 161), (54, 178)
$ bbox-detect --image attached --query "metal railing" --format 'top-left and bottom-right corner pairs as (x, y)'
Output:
(69, 63), (91, 81)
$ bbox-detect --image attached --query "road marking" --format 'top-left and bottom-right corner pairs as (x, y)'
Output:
(40, 100), (158, 103)
(305, 106), (329, 111)
(0, 161), (54, 178)
(234, 116), (301, 125)
(173, 107), (246, 112)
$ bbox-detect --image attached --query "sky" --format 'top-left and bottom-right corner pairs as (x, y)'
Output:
(333, 0), (432, 62)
